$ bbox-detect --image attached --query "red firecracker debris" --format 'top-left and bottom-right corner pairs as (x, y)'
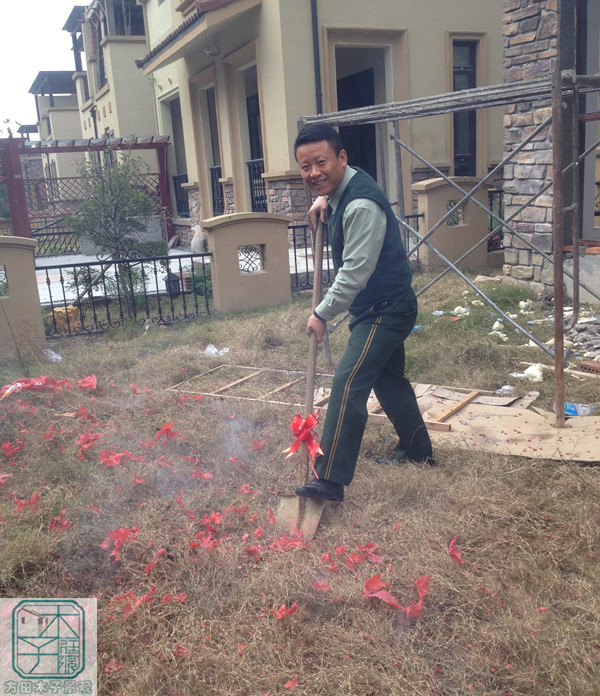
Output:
(144, 548), (166, 573)
(141, 423), (184, 448)
(78, 375), (97, 391)
(2, 439), (24, 458)
(101, 527), (139, 562)
(272, 601), (298, 619)
(76, 432), (102, 458)
(48, 509), (71, 532)
(14, 491), (40, 514)
(449, 535), (464, 564)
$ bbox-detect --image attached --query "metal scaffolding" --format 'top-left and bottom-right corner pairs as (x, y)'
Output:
(299, 70), (600, 429)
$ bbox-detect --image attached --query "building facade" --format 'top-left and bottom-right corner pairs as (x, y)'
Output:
(136, 0), (504, 239)
(28, 71), (81, 178)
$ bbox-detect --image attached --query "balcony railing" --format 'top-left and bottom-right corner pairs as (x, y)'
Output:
(173, 173), (190, 218)
(247, 158), (267, 212)
(209, 165), (224, 215)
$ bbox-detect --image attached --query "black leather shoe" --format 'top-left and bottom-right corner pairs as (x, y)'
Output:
(295, 477), (344, 502)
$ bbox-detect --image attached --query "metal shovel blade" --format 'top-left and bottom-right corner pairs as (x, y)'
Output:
(275, 494), (326, 540)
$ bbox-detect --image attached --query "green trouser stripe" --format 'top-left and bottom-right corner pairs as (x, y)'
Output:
(323, 316), (381, 480)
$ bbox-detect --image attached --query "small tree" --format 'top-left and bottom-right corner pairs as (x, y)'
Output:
(67, 151), (155, 259)
(67, 151), (158, 317)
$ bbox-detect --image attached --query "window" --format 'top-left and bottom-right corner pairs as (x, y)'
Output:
(453, 41), (477, 177)
(113, 1), (145, 36)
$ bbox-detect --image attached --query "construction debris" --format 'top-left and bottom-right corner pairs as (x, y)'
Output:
(567, 316), (600, 360)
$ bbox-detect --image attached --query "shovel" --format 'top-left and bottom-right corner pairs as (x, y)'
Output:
(276, 220), (327, 538)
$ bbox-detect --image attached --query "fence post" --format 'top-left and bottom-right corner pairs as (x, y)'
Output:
(0, 236), (45, 360)
(156, 142), (175, 241)
(202, 212), (291, 313)
(1, 139), (32, 238)
(412, 176), (492, 269)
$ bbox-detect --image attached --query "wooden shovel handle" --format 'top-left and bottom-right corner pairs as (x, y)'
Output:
(301, 221), (325, 485)
(305, 219), (324, 416)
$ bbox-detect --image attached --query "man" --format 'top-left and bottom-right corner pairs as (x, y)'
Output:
(293, 124), (433, 502)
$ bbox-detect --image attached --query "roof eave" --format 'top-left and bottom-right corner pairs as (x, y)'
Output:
(136, 0), (261, 74)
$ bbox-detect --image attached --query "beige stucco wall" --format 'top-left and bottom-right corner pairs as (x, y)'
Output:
(413, 176), (493, 269)
(262, 0), (504, 175)
(142, 0), (504, 217)
(258, 0), (313, 174)
(202, 212), (291, 312)
(47, 107), (84, 177)
(144, 0), (184, 47)
(36, 94), (82, 178)
(99, 38), (156, 138)
(0, 237), (46, 361)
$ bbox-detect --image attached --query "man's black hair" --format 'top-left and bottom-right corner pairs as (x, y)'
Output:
(294, 124), (344, 158)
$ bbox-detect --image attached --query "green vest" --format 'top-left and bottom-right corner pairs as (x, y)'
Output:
(328, 168), (412, 315)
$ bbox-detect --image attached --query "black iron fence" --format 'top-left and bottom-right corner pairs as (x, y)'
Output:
(31, 218), (81, 257)
(403, 213), (423, 266)
(289, 224), (334, 292)
(37, 252), (212, 337)
(33, 219), (441, 337)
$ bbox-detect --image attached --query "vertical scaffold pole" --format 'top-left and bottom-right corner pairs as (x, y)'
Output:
(552, 66), (566, 428)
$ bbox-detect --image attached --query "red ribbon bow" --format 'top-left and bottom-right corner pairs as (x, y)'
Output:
(283, 413), (323, 476)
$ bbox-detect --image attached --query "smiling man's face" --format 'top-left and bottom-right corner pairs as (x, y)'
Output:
(296, 140), (348, 197)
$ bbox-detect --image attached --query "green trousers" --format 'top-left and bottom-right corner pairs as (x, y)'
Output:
(315, 291), (432, 486)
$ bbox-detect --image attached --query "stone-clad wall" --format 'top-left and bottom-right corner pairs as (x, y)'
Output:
(183, 175), (308, 250)
(502, 0), (558, 295)
(265, 175), (309, 225)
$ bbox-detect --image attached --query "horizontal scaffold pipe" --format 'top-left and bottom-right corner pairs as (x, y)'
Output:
(299, 74), (600, 127)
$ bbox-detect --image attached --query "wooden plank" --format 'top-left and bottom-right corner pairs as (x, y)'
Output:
(212, 370), (264, 394)
(520, 361), (600, 380)
(511, 391), (540, 409)
(424, 420), (452, 432)
(432, 390), (480, 423)
(313, 393), (331, 407)
(169, 363), (226, 390)
(169, 389), (452, 432)
(257, 376), (304, 400)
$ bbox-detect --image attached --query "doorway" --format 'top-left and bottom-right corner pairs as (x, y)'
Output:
(336, 67), (377, 180)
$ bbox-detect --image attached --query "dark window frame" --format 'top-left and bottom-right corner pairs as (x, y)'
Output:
(452, 40), (477, 177)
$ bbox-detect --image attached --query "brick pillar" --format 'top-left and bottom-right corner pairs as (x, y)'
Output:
(264, 173), (309, 224)
(502, 0), (558, 294)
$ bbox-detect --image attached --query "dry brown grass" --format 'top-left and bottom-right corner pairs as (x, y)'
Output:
(1, 276), (600, 695)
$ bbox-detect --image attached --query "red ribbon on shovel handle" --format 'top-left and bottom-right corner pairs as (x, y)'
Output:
(283, 412), (323, 478)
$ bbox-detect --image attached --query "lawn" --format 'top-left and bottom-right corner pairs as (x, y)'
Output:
(1, 272), (599, 695)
